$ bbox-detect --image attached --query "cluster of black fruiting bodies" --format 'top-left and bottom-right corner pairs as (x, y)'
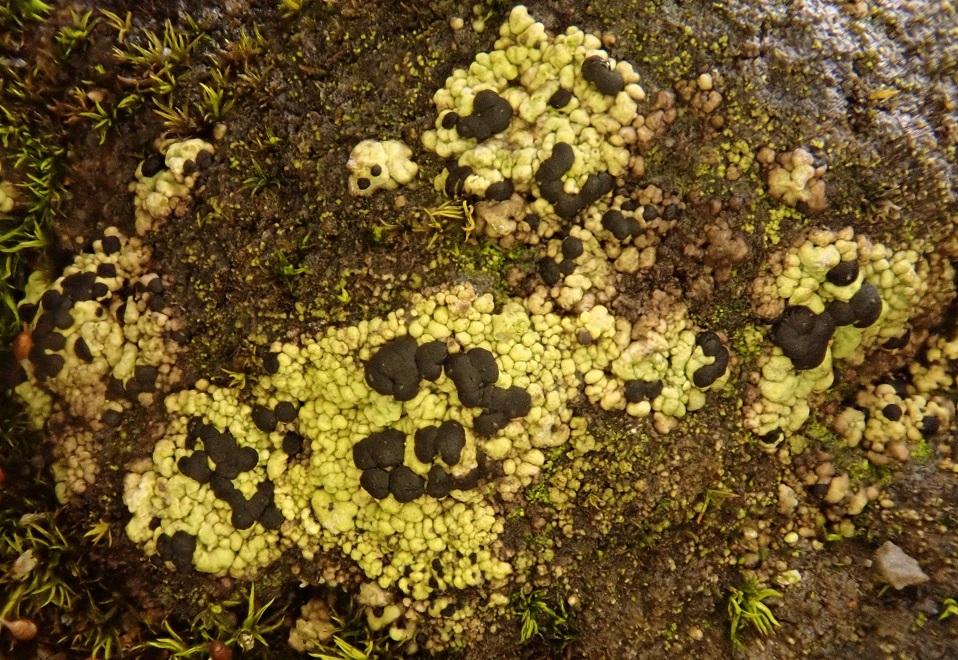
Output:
(352, 423), (479, 502)
(538, 235), (584, 286)
(161, 408), (291, 571)
(621, 331), (730, 402)
(176, 416), (287, 533)
(535, 142), (614, 219)
(357, 336), (532, 502)
(2, 234), (173, 429)
(538, 203), (684, 288)
(441, 56), (624, 213)
(140, 147), (213, 178)
(600, 202), (680, 241)
(772, 259), (883, 370)
(156, 529), (199, 571)
(844, 376), (941, 436)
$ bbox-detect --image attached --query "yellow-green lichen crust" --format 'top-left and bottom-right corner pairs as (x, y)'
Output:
(124, 279), (730, 598)
(421, 5), (647, 220)
(747, 227), (947, 437)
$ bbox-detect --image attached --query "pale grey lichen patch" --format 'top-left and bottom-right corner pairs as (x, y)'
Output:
(346, 139), (419, 197)
(12, 139), (213, 503)
(14, 227), (185, 501)
(833, 381), (951, 466)
(131, 138), (214, 235)
(760, 146), (827, 212)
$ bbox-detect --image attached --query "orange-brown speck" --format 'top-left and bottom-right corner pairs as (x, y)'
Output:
(12, 324), (32, 362)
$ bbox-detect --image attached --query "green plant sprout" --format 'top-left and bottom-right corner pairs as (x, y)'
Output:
(0, 217), (46, 326)
(0, 0), (51, 28)
(221, 368), (247, 389)
(513, 589), (576, 645)
(310, 636), (375, 660)
(243, 160), (281, 195)
(417, 200), (476, 248)
(941, 598), (958, 621)
(54, 9), (98, 60)
(696, 488), (739, 524)
(1, 512), (75, 619)
(227, 584), (285, 651)
(197, 82), (233, 123)
(728, 578), (782, 649)
(143, 620), (209, 658)
(279, 0), (310, 19)
(140, 584), (284, 657)
(112, 18), (203, 71)
(83, 519), (112, 547)
(77, 98), (118, 144)
(153, 97), (197, 134)
(273, 249), (308, 289)
(222, 25), (267, 71)
(99, 9), (132, 43)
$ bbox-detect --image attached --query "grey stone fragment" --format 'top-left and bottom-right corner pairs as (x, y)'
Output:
(875, 541), (929, 589)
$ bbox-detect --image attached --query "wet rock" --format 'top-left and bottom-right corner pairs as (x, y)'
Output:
(263, 352), (280, 374)
(426, 465), (455, 498)
(881, 404), (902, 421)
(169, 530), (196, 571)
(416, 341), (448, 381)
(825, 299), (856, 326)
(535, 142), (575, 184)
(882, 330), (910, 349)
(444, 352), (491, 408)
(562, 236), (584, 260)
(436, 420), (466, 465)
(178, 451), (213, 484)
(141, 153), (166, 177)
(920, 416), (940, 436)
(101, 409), (122, 427)
(260, 505), (285, 530)
(360, 468), (390, 499)
(539, 257), (562, 285)
(203, 430), (238, 465)
(624, 379), (663, 403)
(486, 179), (514, 201)
(214, 446), (259, 479)
(474, 411), (509, 437)
(489, 386), (532, 419)
(441, 111), (459, 129)
(101, 235), (121, 254)
(445, 163), (473, 197)
(282, 431), (304, 456)
(457, 89), (513, 140)
(692, 332), (729, 387)
(548, 88), (573, 108)
(274, 401), (298, 423)
(601, 209), (640, 241)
